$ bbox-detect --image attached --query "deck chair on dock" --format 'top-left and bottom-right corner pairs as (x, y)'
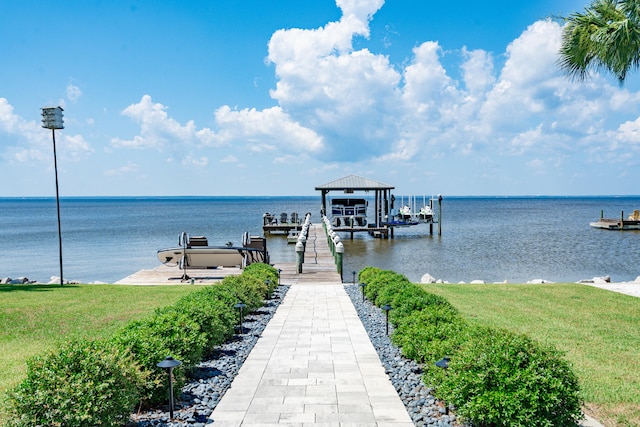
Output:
(280, 212), (288, 224)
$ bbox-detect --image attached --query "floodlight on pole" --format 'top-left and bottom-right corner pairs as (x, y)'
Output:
(41, 106), (64, 287)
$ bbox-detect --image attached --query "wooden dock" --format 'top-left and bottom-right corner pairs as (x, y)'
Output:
(590, 218), (640, 230)
(116, 223), (342, 285)
(272, 223), (342, 284)
(262, 223), (302, 235)
(114, 264), (244, 285)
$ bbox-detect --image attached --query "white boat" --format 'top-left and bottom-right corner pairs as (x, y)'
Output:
(418, 205), (434, 221)
(157, 232), (269, 270)
(331, 198), (368, 227)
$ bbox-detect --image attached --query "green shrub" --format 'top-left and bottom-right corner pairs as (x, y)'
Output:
(174, 286), (237, 348)
(358, 267), (407, 304)
(243, 263), (279, 295)
(393, 305), (469, 365)
(220, 274), (267, 311)
(111, 307), (207, 405)
(435, 327), (583, 427)
(5, 339), (145, 427)
(382, 282), (456, 325)
(5, 264), (278, 424)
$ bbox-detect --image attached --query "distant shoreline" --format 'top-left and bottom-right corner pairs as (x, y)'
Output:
(2, 194), (640, 201)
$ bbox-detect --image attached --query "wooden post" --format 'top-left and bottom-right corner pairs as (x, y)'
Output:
(438, 194), (442, 236)
(296, 241), (304, 273)
(336, 242), (344, 280)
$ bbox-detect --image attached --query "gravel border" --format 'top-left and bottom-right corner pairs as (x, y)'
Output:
(128, 285), (290, 427)
(128, 284), (464, 426)
(344, 284), (463, 427)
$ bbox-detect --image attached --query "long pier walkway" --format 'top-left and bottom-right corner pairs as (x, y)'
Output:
(209, 224), (413, 426)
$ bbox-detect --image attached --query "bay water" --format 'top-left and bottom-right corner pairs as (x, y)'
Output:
(1, 196), (639, 284)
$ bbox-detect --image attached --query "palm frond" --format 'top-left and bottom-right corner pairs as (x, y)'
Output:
(558, 0), (640, 83)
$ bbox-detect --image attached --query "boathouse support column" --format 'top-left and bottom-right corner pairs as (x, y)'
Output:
(321, 191), (327, 217)
(374, 190), (379, 227)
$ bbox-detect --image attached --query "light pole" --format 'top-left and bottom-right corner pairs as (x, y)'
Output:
(41, 106), (64, 287)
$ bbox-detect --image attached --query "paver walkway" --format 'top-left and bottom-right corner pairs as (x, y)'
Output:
(209, 224), (413, 426)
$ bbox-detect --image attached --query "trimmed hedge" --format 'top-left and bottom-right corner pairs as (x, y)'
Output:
(5, 339), (145, 427)
(110, 306), (208, 404)
(433, 327), (583, 427)
(392, 304), (469, 364)
(358, 267), (583, 427)
(5, 263), (279, 425)
(243, 262), (279, 296)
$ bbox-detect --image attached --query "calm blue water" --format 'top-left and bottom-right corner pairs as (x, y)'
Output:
(1, 196), (639, 284)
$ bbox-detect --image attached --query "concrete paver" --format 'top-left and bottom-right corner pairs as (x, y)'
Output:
(209, 284), (413, 426)
(209, 224), (413, 426)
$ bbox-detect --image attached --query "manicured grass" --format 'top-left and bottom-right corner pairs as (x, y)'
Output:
(0, 284), (198, 410)
(422, 283), (640, 427)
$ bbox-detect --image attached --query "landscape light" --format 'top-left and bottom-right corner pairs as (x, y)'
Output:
(381, 304), (392, 335)
(358, 282), (367, 302)
(157, 356), (182, 419)
(435, 356), (450, 414)
(435, 356), (450, 370)
(41, 106), (64, 286)
(265, 279), (272, 299)
(234, 302), (247, 334)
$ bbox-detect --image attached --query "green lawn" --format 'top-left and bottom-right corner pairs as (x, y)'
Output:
(0, 283), (199, 422)
(422, 283), (640, 427)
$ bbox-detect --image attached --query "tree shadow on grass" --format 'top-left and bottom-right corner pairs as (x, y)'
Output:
(0, 284), (80, 293)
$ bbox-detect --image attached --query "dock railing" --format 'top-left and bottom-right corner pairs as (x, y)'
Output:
(321, 215), (344, 277)
(295, 213), (313, 273)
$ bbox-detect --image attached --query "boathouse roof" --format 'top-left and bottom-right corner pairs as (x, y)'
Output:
(315, 174), (394, 191)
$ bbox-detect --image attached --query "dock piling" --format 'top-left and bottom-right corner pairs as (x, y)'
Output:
(295, 241), (304, 273)
(336, 242), (344, 280)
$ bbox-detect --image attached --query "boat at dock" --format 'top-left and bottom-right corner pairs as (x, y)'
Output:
(157, 232), (269, 271)
(330, 198), (368, 227)
(590, 210), (640, 230)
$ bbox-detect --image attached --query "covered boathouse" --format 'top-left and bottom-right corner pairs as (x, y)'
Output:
(315, 174), (395, 238)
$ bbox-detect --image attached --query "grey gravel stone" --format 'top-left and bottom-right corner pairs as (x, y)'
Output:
(128, 284), (466, 426)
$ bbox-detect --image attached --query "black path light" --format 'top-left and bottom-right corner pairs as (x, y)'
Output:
(358, 282), (367, 302)
(41, 106), (64, 287)
(265, 279), (272, 299)
(381, 304), (392, 335)
(352, 270), (356, 285)
(157, 356), (182, 420)
(435, 356), (450, 370)
(435, 356), (451, 414)
(277, 268), (282, 285)
(234, 301), (247, 334)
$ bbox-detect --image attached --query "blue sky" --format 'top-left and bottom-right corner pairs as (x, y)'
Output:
(2, 0), (640, 197)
